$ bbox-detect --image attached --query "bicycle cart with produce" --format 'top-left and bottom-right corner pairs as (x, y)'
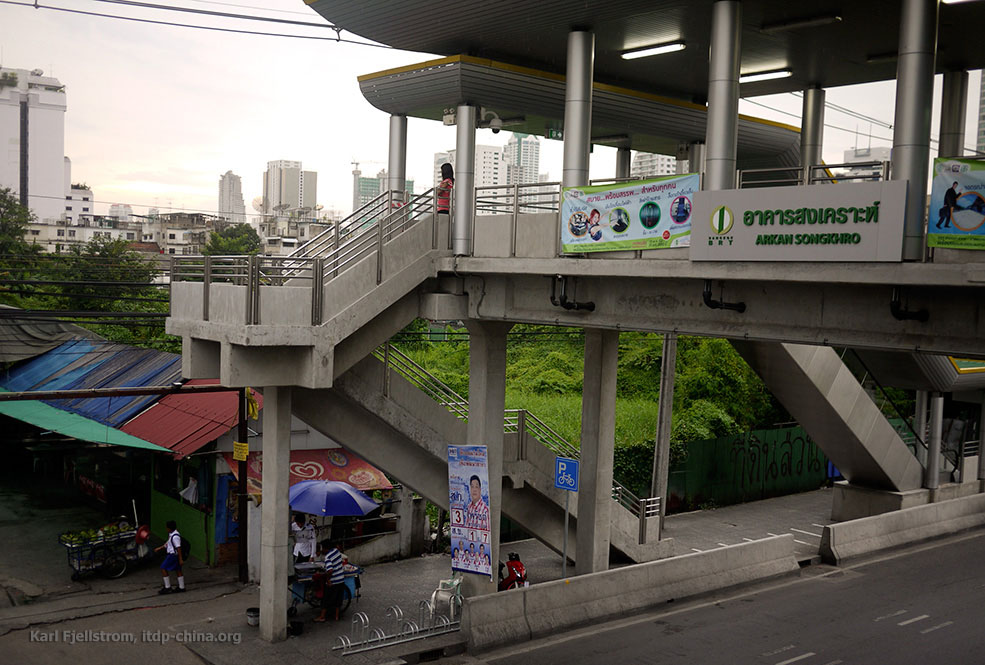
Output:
(59, 521), (152, 580)
(288, 561), (362, 618)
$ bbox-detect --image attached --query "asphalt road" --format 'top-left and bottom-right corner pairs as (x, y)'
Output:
(478, 531), (985, 665)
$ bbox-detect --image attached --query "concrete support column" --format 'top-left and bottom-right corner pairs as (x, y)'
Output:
(615, 146), (631, 179)
(938, 70), (968, 157)
(462, 320), (512, 596)
(925, 391), (943, 492)
(453, 104), (477, 255)
(387, 114), (408, 197)
(562, 31), (594, 187)
(704, 1), (741, 191)
(576, 328), (618, 574)
(259, 386), (291, 642)
(801, 86), (826, 182)
(915, 389), (928, 466)
(689, 142), (707, 181)
(651, 333), (677, 532)
(892, 0), (938, 261)
(978, 394), (985, 490)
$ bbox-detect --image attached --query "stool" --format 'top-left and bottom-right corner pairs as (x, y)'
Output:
(429, 575), (462, 621)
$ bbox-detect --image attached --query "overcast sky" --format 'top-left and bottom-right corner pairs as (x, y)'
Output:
(1, 0), (981, 217)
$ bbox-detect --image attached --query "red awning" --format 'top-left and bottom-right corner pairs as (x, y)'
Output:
(121, 380), (262, 458)
(222, 448), (392, 495)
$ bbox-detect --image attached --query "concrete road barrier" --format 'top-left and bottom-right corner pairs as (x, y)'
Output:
(820, 493), (985, 565)
(462, 535), (798, 652)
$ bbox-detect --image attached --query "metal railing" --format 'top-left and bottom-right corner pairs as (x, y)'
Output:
(335, 602), (459, 655)
(473, 182), (562, 257)
(373, 342), (655, 528)
(171, 188), (440, 325)
(737, 161), (891, 189)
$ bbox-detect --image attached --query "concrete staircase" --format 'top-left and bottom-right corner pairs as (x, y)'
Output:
(733, 341), (923, 492)
(292, 347), (671, 565)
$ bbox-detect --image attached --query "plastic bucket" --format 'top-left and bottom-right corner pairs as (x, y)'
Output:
(246, 607), (260, 627)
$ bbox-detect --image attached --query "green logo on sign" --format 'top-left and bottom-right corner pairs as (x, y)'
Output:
(711, 206), (733, 234)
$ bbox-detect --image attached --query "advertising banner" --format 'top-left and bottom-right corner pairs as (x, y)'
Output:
(690, 180), (907, 261)
(560, 174), (699, 253)
(927, 158), (985, 250)
(448, 445), (492, 578)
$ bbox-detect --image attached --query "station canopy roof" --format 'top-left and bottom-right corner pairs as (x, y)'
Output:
(309, 0), (985, 100)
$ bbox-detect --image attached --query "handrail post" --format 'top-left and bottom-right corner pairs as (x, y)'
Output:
(376, 215), (385, 285)
(510, 183), (519, 257)
(311, 257), (323, 326)
(245, 254), (255, 325)
(382, 341), (391, 397)
(517, 409), (527, 461)
(202, 255), (211, 321)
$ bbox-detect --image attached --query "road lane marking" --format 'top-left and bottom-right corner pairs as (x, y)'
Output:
(820, 660), (843, 665)
(812, 523), (827, 529)
(776, 652), (815, 665)
(793, 539), (811, 546)
(717, 542), (729, 547)
(790, 528), (822, 538)
(743, 537), (754, 542)
(767, 532), (780, 537)
(898, 614), (930, 626)
(874, 610), (907, 622)
(762, 644), (795, 657)
(690, 548), (703, 552)
(920, 621), (953, 634)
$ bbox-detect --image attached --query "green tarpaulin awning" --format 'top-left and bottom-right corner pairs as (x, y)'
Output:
(0, 390), (170, 452)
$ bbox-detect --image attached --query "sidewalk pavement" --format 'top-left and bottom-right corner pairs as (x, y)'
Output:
(0, 477), (834, 664)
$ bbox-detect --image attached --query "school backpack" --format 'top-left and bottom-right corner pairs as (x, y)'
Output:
(171, 532), (191, 559)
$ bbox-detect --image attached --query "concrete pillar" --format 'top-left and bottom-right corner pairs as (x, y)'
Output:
(689, 142), (707, 182)
(562, 31), (594, 187)
(615, 147), (631, 179)
(650, 333), (677, 532)
(938, 70), (968, 157)
(801, 86), (826, 182)
(925, 391), (943, 492)
(259, 386), (291, 642)
(387, 114), (408, 197)
(462, 320), (512, 596)
(576, 328), (618, 574)
(453, 104), (476, 255)
(892, 0), (938, 261)
(915, 389), (928, 466)
(704, 1), (741, 191)
(978, 394), (985, 490)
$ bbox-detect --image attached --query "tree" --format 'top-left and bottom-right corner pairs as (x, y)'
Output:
(203, 223), (260, 255)
(0, 186), (37, 256)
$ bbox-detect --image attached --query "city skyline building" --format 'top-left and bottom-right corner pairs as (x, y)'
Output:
(630, 152), (677, 179)
(262, 159), (317, 217)
(0, 66), (68, 223)
(434, 145), (506, 189)
(351, 166), (414, 211)
(504, 133), (541, 185)
(841, 146), (893, 179)
(218, 170), (246, 224)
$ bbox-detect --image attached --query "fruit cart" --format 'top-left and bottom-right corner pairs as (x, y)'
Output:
(59, 521), (149, 580)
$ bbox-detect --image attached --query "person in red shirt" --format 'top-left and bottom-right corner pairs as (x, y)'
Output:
(464, 474), (489, 531)
(437, 163), (454, 214)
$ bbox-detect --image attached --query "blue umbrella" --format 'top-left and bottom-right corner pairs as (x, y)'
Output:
(289, 480), (378, 516)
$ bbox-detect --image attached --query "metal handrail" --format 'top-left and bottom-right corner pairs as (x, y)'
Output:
(374, 342), (644, 509)
(737, 161), (891, 189)
(288, 190), (396, 259)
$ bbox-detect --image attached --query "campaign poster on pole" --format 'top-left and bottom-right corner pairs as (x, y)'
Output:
(560, 173), (700, 253)
(927, 158), (985, 250)
(448, 445), (492, 579)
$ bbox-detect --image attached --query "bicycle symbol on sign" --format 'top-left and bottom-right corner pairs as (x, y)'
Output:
(554, 457), (579, 492)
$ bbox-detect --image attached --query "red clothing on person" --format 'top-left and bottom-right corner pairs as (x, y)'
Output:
(437, 177), (453, 212)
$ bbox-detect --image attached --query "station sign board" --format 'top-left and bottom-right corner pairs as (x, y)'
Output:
(690, 180), (907, 261)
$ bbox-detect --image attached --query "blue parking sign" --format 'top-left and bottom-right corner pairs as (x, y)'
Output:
(554, 457), (579, 491)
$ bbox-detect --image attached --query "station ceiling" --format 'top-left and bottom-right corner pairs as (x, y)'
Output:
(307, 0), (985, 101)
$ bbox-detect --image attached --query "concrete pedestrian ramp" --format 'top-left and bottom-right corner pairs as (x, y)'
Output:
(291, 353), (674, 566)
(734, 341), (923, 492)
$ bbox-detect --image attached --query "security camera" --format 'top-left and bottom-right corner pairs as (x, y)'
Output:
(490, 116), (503, 134)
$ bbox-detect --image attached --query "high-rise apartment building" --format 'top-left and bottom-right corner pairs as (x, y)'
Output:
(630, 152), (677, 179)
(218, 170), (246, 224)
(262, 160), (317, 217)
(434, 145), (505, 189)
(108, 203), (133, 221)
(0, 67), (68, 223)
(504, 134), (541, 185)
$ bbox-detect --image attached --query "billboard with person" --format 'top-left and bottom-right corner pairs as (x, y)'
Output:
(560, 174), (699, 253)
(448, 445), (492, 578)
(928, 158), (985, 250)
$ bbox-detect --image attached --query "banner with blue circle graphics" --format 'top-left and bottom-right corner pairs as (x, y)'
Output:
(560, 174), (699, 253)
(928, 158), (985, 250)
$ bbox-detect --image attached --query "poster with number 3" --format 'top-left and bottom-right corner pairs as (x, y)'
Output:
(447, 445), (492, 578)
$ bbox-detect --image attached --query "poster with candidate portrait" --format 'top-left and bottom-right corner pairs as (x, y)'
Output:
(560, 173), (700, 253)
(447, 445), (492, 579)
(928, 158), (985, 250)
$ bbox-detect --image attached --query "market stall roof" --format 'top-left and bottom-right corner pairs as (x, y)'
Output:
(0, 388), (169, 452)
(121, 380), (263, 458)
(223, 448), (393, 498)
(0, 338), (181, 426)
(0, 306), (103, 364)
